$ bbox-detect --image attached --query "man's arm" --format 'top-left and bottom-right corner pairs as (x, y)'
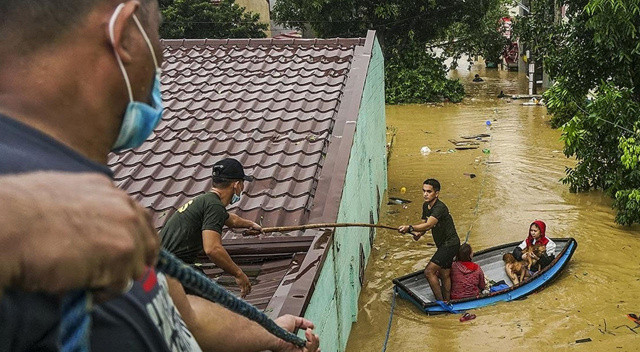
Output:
(202, 229), (251, 297)
(166, 277), (319, 352)
(398, 216), (439, 240)
(225, 213), (261, 231)
(0, 172), (159, 298)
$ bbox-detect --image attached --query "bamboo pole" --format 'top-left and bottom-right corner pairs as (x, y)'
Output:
(243, 223), (398, 236)
(243, 223), (435, 245)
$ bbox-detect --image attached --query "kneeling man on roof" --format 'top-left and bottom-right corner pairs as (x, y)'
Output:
(160, 158), (261, 297)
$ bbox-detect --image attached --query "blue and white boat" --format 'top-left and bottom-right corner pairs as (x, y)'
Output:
(392, 238), (577, 314)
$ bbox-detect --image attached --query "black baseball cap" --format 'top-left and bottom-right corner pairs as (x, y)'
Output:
(211, 158), (254, 181)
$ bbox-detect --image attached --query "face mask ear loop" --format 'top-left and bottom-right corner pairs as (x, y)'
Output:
(108, 3), (134, 103)
(132, 14), (160, 71)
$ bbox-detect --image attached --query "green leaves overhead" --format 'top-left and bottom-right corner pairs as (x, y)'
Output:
(273, 0), (510, 104)
(160, 0), (268, 39)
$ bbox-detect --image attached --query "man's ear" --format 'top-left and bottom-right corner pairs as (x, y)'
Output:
(107, 1), (140, 64)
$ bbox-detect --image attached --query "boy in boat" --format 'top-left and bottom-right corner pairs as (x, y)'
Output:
(450, 243), (486, 300)
(512, 220), (556, 271)
(398, 179), (461, 301)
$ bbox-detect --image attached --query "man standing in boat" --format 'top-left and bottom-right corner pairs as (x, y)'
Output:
(160, 158), (262, 298)
(398, 179), (461, 301)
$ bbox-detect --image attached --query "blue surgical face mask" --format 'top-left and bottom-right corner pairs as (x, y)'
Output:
(230, 182), (242, 204)
(109, 4), (163, 151)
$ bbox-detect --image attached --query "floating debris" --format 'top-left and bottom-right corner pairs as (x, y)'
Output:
(448, 139), (479, 146)
(575, 338), (592, 344)
(461, 133), (490, 139)
(420, 146), (432, 155)
(388, 197), (411, 205)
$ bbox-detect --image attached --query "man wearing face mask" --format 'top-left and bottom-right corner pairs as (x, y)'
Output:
(160, 158), (261, 298)
(0, 0), (318, 351)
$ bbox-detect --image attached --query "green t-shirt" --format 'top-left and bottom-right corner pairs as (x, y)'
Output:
(160, 192), (229, 264)
(422, 199), (460, 248)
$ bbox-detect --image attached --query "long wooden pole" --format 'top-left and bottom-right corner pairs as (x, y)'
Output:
(243, 223), (398, 236)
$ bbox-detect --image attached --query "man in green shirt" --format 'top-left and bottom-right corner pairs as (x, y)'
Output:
(398, 178), (461, 301)
(160, 158), (261, 297)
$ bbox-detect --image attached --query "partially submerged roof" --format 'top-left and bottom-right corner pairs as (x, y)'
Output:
(108, 32), (377, 316)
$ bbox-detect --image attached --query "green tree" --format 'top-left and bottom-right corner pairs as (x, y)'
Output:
(515, 0), (640, 225)
(160, 0), (268, 39)
(272, 0), (510, 104)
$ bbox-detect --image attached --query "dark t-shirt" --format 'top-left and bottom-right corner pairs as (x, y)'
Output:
(160, 192), (229, 264)
(421, 199), (460, 248)
(0, 115), (200, 351)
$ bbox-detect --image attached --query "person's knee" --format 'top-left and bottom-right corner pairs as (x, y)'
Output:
(424, 266), (439, 279)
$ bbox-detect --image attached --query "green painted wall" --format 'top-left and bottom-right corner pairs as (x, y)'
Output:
(303, 36), (386, 352)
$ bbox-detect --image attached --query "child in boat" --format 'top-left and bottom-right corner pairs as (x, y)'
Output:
(512, 220), (556, 271)
(450, 243), (486, 300)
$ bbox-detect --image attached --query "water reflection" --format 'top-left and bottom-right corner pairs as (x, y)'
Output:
(345, 63), (640, 352)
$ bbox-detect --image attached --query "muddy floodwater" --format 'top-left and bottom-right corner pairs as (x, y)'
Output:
(345, 64), (640, 351)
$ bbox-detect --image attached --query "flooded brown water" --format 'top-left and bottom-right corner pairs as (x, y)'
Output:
(345, 64), (640, 351)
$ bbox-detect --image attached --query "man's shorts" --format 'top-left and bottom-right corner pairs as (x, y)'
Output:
(430, 244), (460, 269)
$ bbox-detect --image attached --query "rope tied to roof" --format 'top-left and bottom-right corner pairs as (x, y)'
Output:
(59, 249), (307, 351)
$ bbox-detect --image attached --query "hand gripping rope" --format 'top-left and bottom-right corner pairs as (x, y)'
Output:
(59, 249), (307, 351)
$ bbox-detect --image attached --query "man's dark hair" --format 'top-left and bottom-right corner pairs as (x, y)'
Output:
(457, 243), (472, 262)
(0, 0), (152, 55)
(423, 178), (441, 191)
(211, 177), (235, 189)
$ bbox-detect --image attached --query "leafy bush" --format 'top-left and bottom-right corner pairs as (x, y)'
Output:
(385, 47), (464, 104)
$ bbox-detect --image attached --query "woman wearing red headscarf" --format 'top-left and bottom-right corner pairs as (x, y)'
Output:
(512, 220), (556, 271)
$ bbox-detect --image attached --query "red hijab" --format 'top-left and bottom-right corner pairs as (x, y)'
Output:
(526, 220), (549, 247)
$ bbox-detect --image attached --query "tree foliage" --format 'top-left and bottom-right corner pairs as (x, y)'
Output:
(272, 0), (510, 104)
(159, 0), (268, 39)
(515, 0), (640, 225)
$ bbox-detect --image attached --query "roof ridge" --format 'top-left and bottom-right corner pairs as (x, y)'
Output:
(160, 38), (366, 49)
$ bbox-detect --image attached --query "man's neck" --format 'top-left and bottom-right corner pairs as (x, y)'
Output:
(210, 188), (231, 206)
(427, 198), (438, 208)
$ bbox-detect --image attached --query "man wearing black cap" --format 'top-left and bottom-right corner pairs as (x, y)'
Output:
(160, 158), (261, 298)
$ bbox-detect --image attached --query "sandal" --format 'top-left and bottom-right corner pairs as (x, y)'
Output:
(459, 312), (476, 322)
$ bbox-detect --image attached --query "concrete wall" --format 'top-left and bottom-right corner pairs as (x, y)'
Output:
(235, 0), (271, 37)
(302, 36), (387, 352)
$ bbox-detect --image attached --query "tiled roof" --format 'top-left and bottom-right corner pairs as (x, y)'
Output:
(108, 37), (366, 236)
(108, 32), (377, 317)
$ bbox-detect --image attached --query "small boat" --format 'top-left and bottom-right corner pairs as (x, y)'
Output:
(392, 238), (577, 314)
